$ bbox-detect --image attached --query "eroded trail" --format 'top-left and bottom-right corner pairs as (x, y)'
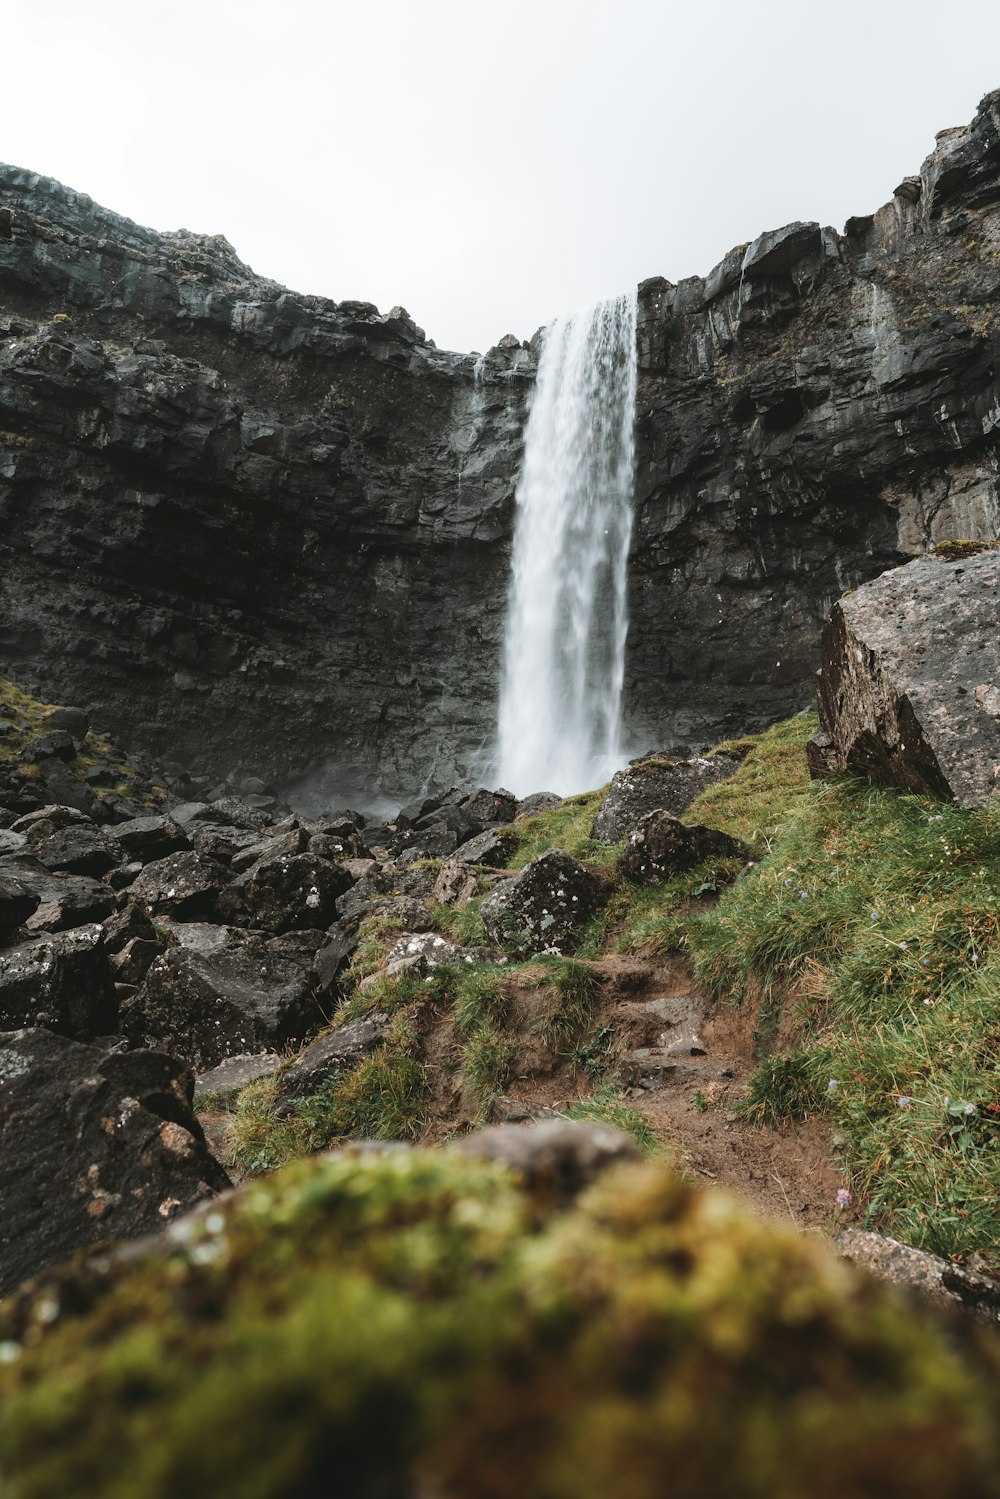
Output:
(585, 954), (845, 1235)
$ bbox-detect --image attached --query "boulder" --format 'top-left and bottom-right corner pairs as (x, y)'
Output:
(837, 1229), (1000, 1326)
(0, 924), (117, 1037)
(129, 850), (228, 921)
(620, 811), (747, 883)
(479, 850), (604, 955)
(217, 852), (352, 934)
(0, 854), (118, 933)
(384, 930), (489, 975)
(125, 924), (329, 1071)
(453, 828), (514, 866)
(10, 804), (92, 835)
(0, 874), (40, 946)
(817, 551), (1000, 807)
(109, 814), (191, 863)
(30, 823), (118, 877)
(516, 792), (562, 819)
(432, 857), (479, 908)
(101, 901), (158, 954)
(591, 755), (741, 844)
(459, 787), (518, 826)
(0, 1027), (229, 1296)
(228, 827), (309, 874)
(272, 1017), (387, 1114)
(194, 1051), (283, 1100)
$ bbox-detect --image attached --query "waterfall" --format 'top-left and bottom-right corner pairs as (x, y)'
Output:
(495, 291), (638, 797)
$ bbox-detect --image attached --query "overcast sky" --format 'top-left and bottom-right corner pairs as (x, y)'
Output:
(4, 0), (1000, 352)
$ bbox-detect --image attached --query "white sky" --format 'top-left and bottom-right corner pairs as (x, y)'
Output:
(3, 0), (1000, 353)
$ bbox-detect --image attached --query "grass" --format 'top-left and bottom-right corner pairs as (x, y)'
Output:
(506, 787), (619, 871)
(563, 1085), (658, 1153)
(688, 747), (1000, 1256)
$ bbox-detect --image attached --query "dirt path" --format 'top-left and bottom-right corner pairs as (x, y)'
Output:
(602, 953), (845, 1236)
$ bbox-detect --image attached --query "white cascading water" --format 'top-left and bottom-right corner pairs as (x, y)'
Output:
(495, 291), (638, 796)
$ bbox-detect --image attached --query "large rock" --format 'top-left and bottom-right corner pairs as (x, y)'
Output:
(272, 1017), (388, 1114)
(837, 1228), (1000, 1326)
(109, 814), (191, 863)
(0, 873), (39, 946)
(125, 923), (330, 1071)
(0, 924), (117, 1037)
(129, 850), (228, 921)
(0, 1027), (229, 1296)
(620, 810), (747, 883)
(0, 853), (117, 932)
(480, 850), (604, 955)
(217, 852), (352, 934)
(817, 551), (1000, 807)
(591, 755), (742, 843)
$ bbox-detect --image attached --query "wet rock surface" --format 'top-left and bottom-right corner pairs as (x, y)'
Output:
(817, 550), (1000, 806)
(0, 1026), (229, 1296)
(125, 924), (329, 1072)
(0, 924), (117, 1037)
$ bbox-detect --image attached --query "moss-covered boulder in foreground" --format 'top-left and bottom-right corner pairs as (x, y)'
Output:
(2, 1140), (1000, 1499)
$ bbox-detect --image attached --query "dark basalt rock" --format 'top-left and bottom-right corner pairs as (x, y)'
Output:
(0, 854), (116, 933)
(0, 873), (39, 946)
(109, 814), (191, 863)
(0, 1027), (229, 1297)
(480, 850), (604, 956)
(272, 1017), (388, 1115)
(124, 923), (329, 1072)
(591, 755), (742, 844)
(0, 923), (117, 1036)
(31, 823), (117, 877)
(194, 1050), (283, 1099)
(620, 811), (748, 883)
(816, 551), (1000, 806)
(129, 850), (228, 922)
(1, 95), (1000, 798)
(217, 851), (352, 934)
(453, 827), (514, 866)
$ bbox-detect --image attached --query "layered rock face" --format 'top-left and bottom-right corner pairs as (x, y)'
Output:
(628, 89), (1000, 749)
(1, 91), (1000, 796)
(0, 174), (533, 798)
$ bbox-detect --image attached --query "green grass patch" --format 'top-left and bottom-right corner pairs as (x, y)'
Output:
(563, 1085), (658, 1153)
(690, 751), (1000, 1256)
(506, 788), (619, 871)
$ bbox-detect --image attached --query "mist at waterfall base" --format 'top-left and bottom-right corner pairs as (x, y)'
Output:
(494, 292), (639, 799)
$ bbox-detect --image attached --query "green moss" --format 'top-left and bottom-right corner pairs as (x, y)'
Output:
(3, 1148), (1000, 1498)
(929, 539), (1000, 561)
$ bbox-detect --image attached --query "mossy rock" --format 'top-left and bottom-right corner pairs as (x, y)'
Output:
(2, 1143), (1000, 1498)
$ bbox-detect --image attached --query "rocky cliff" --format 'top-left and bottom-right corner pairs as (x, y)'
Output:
(1, 90), (999, 800)
(0, 177), (534, 802)
(629, 89), (1000, 749)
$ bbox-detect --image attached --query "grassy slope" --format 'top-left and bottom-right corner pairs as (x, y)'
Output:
(226, 708), (1000, 1260)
